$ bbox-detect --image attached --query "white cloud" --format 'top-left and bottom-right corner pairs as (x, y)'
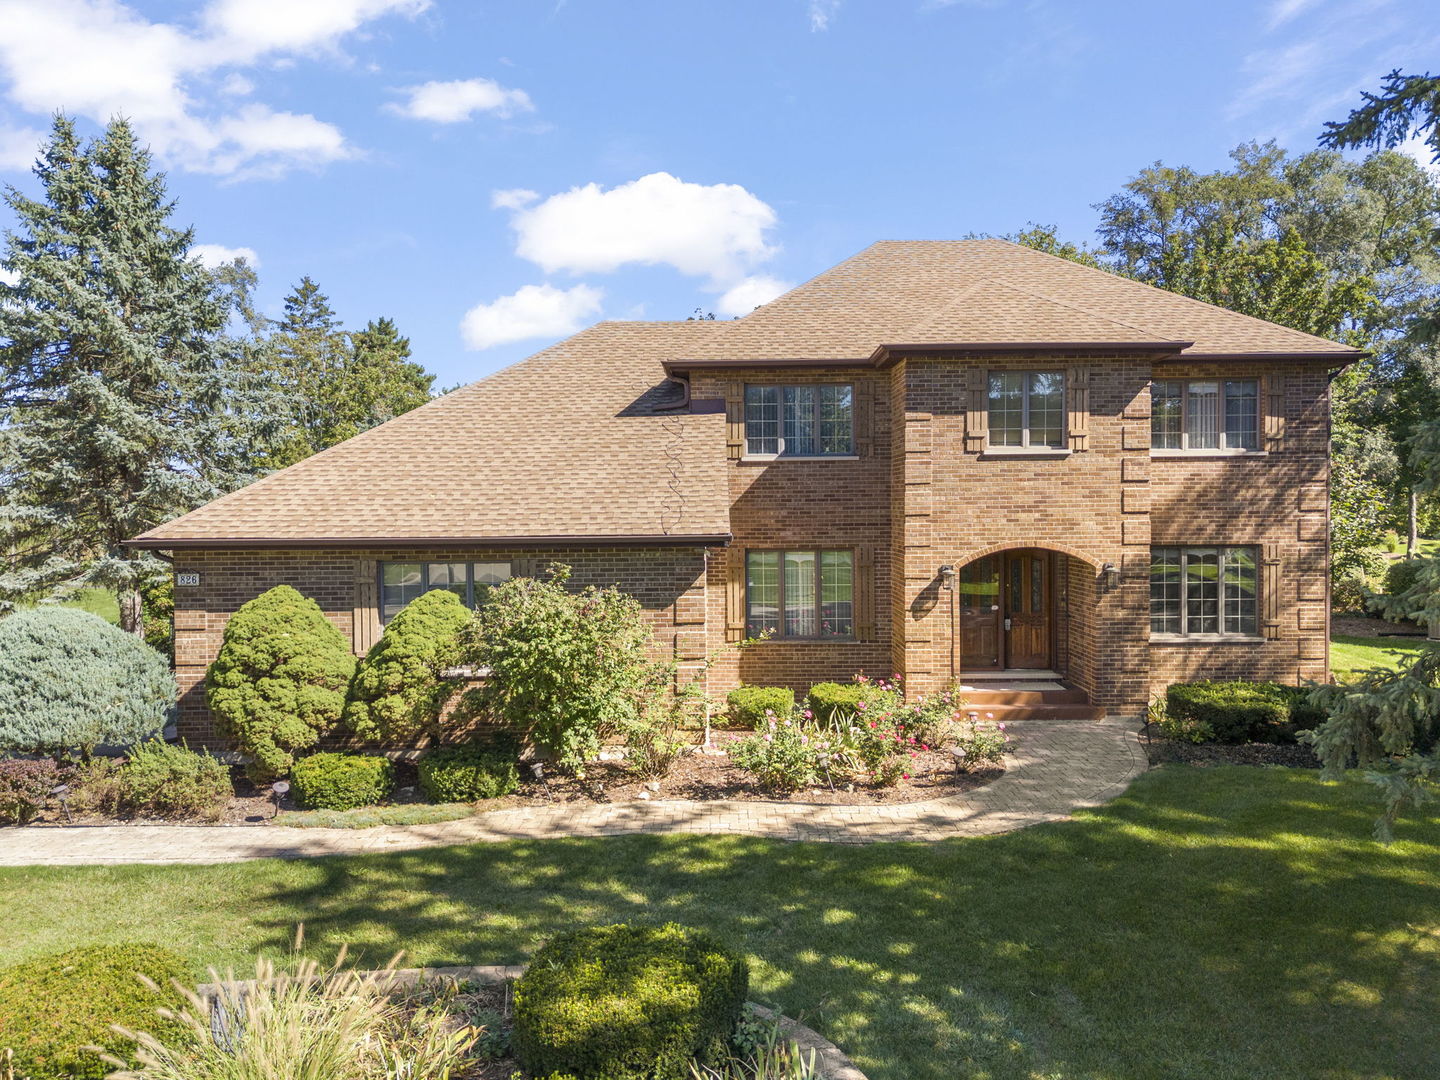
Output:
(0, 0), (427, 178)
(808, 0), (839, 31)
(0, 124), (46, 172)
(387, 77), (533, 123)
(1266, 0), (1318, 30)
(191, 243), (260, 267)
(491, 187), (539, 210)
(0, 267), (17, 287)
(505, 172), (780, 286)
(717, 274), (792, 316)
(1397, 131), (1440, 175)
(460, 283), (603, 350)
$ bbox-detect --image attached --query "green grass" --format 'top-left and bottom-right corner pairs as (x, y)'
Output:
(1331, 633), (1438, 679)
(63, 587), (120, 623)
(1, 767), (1436, 1080)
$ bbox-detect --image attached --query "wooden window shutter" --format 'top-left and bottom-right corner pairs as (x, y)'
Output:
(964, 367), (989, 452)
(725, 547), (747, 642)
(1067, 365), (1091, 451)
(1262, 542), (1282, 640)
(726, 381), (745, 460)
(853, 380), (874, 457)
(1264, 375), (1286, 453)
(855, 545), (876, 641)
(352, 558), (380, 656)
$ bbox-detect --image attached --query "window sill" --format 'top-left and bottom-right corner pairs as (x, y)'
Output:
(739, 455), (860, 465)
(1150, 449), (1268, 458)
(745, 636), (860, 645)
(979, 447), (1072, 459)
(1149, 634), (1266, 645)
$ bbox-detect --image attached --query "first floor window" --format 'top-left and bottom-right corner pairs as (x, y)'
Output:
(1152, 379), (1259, 450)
(988, 370), (1065, 448)
(380, 560), (511, 623)
(744, 384), (854, 457)
(1150, 546), (1257, 636)
(746, 549), (853, 638)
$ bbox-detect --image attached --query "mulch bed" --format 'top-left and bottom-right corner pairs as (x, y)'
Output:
(13, 743), (1006, 828)
(1332, 612), (1427, 637)
(1141, 735), (1320, 769)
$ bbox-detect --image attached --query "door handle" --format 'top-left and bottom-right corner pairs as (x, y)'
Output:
(1003, 618), (1012, 631)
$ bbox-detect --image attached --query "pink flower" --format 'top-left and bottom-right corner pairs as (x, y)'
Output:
(782, 717), (791, 726)
(998, 722), (1007, 731)
(802, 709), (813, 719)
(765, 709), (775, 717)
(868, 720), (876, 729)
(920, 744), (929, 751)
(985, 712), (994, 720)
(902, 773), (911, 780)
(892, 673), (903, 682)
(856, 700), (868, 711)
(763, 733), (773, 742)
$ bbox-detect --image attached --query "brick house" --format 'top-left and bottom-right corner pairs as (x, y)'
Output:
(128, 240), (1358, 744)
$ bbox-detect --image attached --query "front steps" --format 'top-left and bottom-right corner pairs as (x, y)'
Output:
(955, 670), (1106, 721)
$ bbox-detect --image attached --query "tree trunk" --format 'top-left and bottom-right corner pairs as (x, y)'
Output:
(1408, 487), (1419, 558)
(118, 587), (144, 636)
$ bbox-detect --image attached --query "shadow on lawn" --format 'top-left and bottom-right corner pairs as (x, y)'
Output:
(246, 767), (1440, 1080)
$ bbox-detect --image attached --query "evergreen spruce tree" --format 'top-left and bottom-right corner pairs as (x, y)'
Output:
(0, 116), (270, 633)
(341, 316), (434, 440)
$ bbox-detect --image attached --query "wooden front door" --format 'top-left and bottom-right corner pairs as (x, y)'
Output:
(958, 555), (1002, 669)
(1004, 550), (1051, 668)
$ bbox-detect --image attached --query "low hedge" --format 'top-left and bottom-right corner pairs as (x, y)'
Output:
(805, 681), (866, 722)
(1164, 681), (1327, 744)
(512, 922), (749, 1080)
(417, 743), (520, 802)
(290, 752), (395, 811)
(725, 686), (795, 728)
(0, 943), (189, 1080)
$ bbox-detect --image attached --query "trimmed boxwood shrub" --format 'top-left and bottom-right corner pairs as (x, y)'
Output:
(725, 686), (795, 728)
(290, 752), (394, 811)
(0, 943), (189, 1080)
(206, 585), (357, 780)
(0, 608), (174, 759)
(417, 743), (519, 802)
(805, 681), (864, 721)
(1165, 681), (1326, 744)
(0, 757), (62, 824)
(512, 922), (749, 1080)
(343, 589), (473, 744)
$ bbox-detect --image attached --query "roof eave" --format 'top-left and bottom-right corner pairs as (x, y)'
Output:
(125, 532), (734, 551)
(1155, 349), (1365, 365)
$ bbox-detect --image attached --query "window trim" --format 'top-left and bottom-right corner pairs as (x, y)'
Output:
(745, 548), (856, 641)
(987, 370), (1066, 450)
(378, 560), (511, 624)
(1151, 378), (1260, 453)
(1148, 545), (1262, 641)
(742, 383), (856, 460)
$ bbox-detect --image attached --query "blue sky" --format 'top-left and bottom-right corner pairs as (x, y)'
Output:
(0, 0), (1437, 387)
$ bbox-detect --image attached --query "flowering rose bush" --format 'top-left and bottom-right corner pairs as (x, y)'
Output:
(951, 713), (1010, 769)
(727, 712), (817, 792)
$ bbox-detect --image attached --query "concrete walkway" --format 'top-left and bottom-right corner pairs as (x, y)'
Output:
(0, 719), (1146, 866)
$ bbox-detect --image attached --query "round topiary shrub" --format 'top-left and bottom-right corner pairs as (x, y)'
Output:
(806, 681), (865, 721)
(206, 585), (357, 780)
(512, 922), (749, 1080)
(0, 608), (174, 759)
(343, 589), (473, 744)
(0, 943), (189, 1080)
(726, 686), (796, 728)
(417, 743), (520, 802)
(290, 751), (395, 811)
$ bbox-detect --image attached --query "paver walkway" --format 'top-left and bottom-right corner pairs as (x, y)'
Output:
(0, 719), (1146, 865)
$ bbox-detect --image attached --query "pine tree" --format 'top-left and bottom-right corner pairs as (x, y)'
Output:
(336, 316), (433, 443)
(0, 116), (269, 633)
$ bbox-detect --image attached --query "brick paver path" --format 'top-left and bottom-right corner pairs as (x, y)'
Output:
(0, 719), (1145, 865)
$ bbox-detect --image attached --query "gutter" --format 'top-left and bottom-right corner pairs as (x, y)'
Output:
(125, 533), (734, 551)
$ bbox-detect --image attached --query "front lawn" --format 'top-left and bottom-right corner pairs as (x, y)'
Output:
(1331, 633), (1438, 679)
(2, 767), (1436, 1080)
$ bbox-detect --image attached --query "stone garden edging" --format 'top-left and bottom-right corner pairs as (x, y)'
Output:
(197, 963), (869, 1080)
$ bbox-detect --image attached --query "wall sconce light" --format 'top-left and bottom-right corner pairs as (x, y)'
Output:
(939, 565), (956, 591)
(1102, 562), (1120, 590)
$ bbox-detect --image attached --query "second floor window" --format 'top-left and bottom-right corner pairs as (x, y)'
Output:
(745, 384), (854, 457)
(988, 371), (1064, 449)
(1152, 379), (1259, 451)
(381, 561), (511, 623)
(746, 549), (853, 638)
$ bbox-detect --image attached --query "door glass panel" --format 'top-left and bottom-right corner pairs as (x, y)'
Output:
(1009, 557), (1023, 614)
(1032, 556), (1044, 613)
(959, 557), (999, 610)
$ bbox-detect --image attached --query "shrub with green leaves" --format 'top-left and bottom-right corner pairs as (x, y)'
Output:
(290, 752), (395, 811)
(206, 585), (357, 780)
(0, 943), (189, 1080)
(1385, 557), (1427, 602)
(343, 589), (473, 744)
(110, 740), (232, 820)
(1164, 681), (1320, 744)
(0, 757), (62, 824)
(805, 676), (901, 724)
(0, 608), (174, 759)
(417, 743), (520, 802)
(464, 565), (653, 771)
(512, 922), (749, 1080)
(726, 686), (795, 728)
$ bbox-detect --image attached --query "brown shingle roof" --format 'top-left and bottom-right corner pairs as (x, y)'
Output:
(131, 238), (1358, 547)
